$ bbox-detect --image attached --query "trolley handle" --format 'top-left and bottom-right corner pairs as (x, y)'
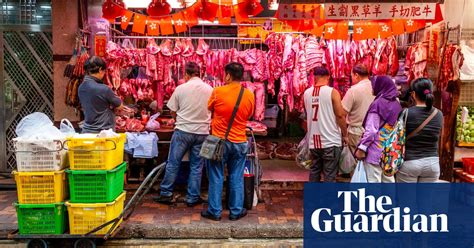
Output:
(11, 139), (64, 153)
(63, 139), (117, 152)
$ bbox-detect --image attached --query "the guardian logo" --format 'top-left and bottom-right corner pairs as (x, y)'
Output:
(311, 188), (449, 233)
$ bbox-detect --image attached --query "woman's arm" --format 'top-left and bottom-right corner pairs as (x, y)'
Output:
(358, 113), (381, 152)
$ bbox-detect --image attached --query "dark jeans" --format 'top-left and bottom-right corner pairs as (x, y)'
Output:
(309, 146), (342, 182)
(160, 129), (207, 204)
(206, 141), (248, 217)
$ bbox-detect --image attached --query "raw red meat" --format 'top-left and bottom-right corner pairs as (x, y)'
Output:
(305, 36), (325, 71)
(387, 37), (399, 77)
(160, 39), (173, 57)
(439, 44), (464, 90)
(254, 82), (265, 121)
(246, 121), (267, 133)
(196, 39), (209, 55)
(182, 38), (195, 57)
(146, 38), (159, 80)
(126, 118), (145, 132)
(372, 39), (389, 75)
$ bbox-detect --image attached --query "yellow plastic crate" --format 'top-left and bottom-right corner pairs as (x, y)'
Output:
(13, 170), (68, 204)
(66, 134), (125, 170)
(65, 192), (125, 235)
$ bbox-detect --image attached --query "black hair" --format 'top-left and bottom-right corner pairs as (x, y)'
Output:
(352, 64), (369, 77)
(411, 78), (434, 111)
(224, 62), (244, 81)
(84, 56), (106, 74)
(313, 66), (330, 77)
(185, 62), (200, 77)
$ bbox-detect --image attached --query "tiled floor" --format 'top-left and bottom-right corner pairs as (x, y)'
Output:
(261, 160), (309, 182)
(125, 190), (303, 225)
(0, 189), (304, 239)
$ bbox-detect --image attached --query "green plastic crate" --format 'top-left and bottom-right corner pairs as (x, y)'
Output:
(15, 202), (67, 234)
(66, 162), (126, 203)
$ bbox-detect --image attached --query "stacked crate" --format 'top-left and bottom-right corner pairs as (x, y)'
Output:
(13, 138), (69, 234)
(65, 134), (127, 235)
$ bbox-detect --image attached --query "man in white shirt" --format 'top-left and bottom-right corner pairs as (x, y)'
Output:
(342, 64), (375, 155)
(304, 67), (348, 182)
(154, 62), (213, 207)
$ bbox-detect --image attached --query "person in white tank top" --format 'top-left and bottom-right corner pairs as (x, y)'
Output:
(304, 67), (348, 182)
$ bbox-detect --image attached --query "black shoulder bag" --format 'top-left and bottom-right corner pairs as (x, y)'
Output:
(200, 87), (245, 161)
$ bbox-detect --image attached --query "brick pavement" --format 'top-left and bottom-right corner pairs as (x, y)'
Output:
(0, 189), (303, 239)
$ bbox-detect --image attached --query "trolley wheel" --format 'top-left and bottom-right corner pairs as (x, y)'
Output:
(74, 238), (96, 248)
(27, 239), (48, 248)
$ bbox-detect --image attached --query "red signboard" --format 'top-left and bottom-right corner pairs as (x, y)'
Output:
(94, 32), (107, 57)
(324, 3), (436, 20)
(278, 4), (321, 20)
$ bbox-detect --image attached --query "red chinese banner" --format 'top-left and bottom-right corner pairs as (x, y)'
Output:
(278, 4), (320, 20)
(94, 33), (107, 57)
(324, 3), (436, 20)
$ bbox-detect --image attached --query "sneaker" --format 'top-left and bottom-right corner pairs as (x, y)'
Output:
(186, 198), (205, 207)
(229, 209), (248, 221)
(201, 210), (221, 221)
(152, 195), (173, 205)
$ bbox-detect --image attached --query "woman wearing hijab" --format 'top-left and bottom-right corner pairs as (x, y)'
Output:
(397, 78), (443, 183)
(355, 76), (402, 183)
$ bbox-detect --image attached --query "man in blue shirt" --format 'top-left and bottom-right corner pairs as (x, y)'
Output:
(78, 56), (122, 133)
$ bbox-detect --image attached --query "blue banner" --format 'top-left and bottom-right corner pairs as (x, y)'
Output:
(304, 183), (474, 248)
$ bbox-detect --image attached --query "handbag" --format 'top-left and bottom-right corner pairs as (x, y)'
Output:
(200, 87), (245, 161)
(380, 108), (439, 176)
(380, 109), (408, 177)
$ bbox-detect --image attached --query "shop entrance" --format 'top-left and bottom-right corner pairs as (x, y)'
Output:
(0, 27), (53, 172)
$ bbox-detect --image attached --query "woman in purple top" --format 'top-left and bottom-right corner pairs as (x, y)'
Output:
(355, 76), (402, 183)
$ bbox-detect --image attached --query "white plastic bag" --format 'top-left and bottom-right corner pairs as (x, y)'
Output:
(16, 112), (64, 139)
(145, 113), (161, 131)
(59, 119), (76, 135)
(339, 146), (356, 174)
(16, 112), (53, 137)
(296, 134), (312, 170)
(98, 129), (120, 138)
(351, 161), (368, 183)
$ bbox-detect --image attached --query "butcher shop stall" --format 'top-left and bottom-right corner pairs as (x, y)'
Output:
(60, 0), (464, 185)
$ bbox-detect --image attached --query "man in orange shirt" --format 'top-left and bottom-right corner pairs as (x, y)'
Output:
(201, 62), (255, 221)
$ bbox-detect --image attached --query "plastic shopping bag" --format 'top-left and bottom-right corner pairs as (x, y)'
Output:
(16, 112), (53, 137)
(351, 161), (368, 183)
(296, 134), (312, 170)
(59, 119), (76, 135)
(339, 146), (356, 174)
(16, 112), (64, 139)
(145, 113), (161, 131)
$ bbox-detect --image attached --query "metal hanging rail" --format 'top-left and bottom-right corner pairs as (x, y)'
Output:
(111, 22), (262, 27)
(112, 36), (262, 41)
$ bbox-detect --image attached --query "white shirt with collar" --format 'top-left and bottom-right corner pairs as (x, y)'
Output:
(167, 77), (213, 135)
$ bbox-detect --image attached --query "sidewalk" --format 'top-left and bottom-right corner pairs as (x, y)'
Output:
(0, 189), (303, 239)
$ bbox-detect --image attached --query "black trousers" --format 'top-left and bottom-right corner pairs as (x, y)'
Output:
(309, 146), (342, 182)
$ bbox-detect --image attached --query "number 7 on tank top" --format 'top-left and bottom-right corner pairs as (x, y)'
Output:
(312, 87), (321, 121)
(312, 86), (322, 149)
